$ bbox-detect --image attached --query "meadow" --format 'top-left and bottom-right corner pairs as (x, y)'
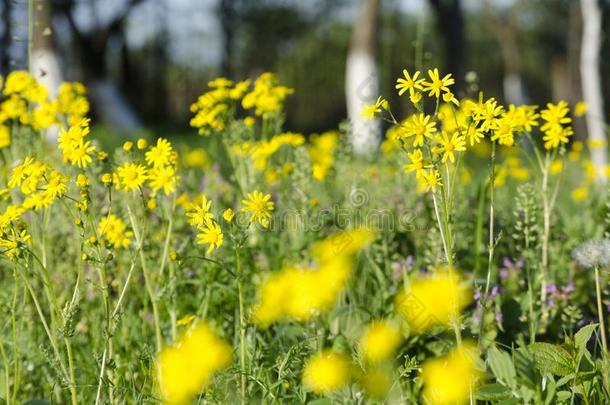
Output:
(0, 68), (609, 404)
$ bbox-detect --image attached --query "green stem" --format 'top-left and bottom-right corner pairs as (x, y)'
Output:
(126, 203), (162, 353)
(235, 246), (247, 405)
(11, 270), (20, 403)
(480, 141), (496, 345)
(64, 337), (78, 405)
(595, 266), (609, 394)
(17, 265), (71, 387)
(0, 329), (10, 405)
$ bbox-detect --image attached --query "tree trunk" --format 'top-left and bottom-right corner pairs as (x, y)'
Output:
(1, 0), (12, 74)
(482, 0), (525, 105)
(429, 0), (466, 89)
(52, 0), (143, 132)
(219, 0), (237, 78)
(346, 0), (381, 155)
(30, 0), (63, 95)
(580, 0), (607, 183)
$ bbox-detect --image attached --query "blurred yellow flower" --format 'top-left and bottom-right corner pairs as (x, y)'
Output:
(395, 271), (471, 334)
(574, 101), (588, 117)
(222, 208), (235, 222)
(359, 320), (402, 363)
(302, 350), (351, 395)
(157, 323), (232, 404)
(421, 343), (480, 405)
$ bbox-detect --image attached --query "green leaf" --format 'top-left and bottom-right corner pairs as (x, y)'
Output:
(487, 346), (517, 389)
(574, 323), (597, 354)
(476, 383), (513, 401)
(529, 343), (573, 376)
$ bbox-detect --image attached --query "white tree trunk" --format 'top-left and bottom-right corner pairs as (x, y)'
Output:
(30, 49), (63, 97)
(580, 0), (607, 183)
(503, 72), (524, 106)
(346, 50), (380, 155)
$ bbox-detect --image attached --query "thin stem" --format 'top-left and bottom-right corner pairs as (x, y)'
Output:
(595, 266), (609, 394)
(64, 338), (78, 405)
(431, 192), (450, 264)
(0, 330), (10, 405)
(11, 270), (20, 403)
(126, 203), (162, 353)
(17, 265), (70, 385)
(540, 153), (550, 311)
(235, 246), (247, 405)
(480, 141), (496, 345)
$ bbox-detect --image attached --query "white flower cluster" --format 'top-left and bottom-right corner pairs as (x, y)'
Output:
(572, 239), (610, 268)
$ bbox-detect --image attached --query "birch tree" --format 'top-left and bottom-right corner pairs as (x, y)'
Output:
(346, 0), (381, 155)
(580, 0), (607, 183)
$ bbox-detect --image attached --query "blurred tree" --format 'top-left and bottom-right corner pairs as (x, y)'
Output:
(482, 0), (525, 104)
(428, 0), (465, 86)
(346, 0), (381, 155)
(1, 0), (11, 73)
(31, 0), (63, 95)
(581, 0), (607, 183)
(219, 0), (239, 78)
(52, 0), (144, 131)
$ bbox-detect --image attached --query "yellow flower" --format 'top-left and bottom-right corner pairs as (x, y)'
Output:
(186, 194), (214, 227)
(309, 131), (339, 181)
(434, 131), (466, 163)
(0, 205), (24, 229)
(222, 208), (235, 222)
(183, 148), (210, 168)
(543, 125), (573, 150)
(137, 138), (148, 149)
(410, 91), (423, 105)
(422, 68), (454, 98)
(549, 160), (563, 175)
(359, 320), (402, 363)
(421, 343), (480, 405)
(101, 173), (113, 185)
(403, 149), (429, 179)
(196, 220), (224, 253)
(98, 214), (133, 249)
(302, 350), (351, 395)
(122, 141), (133, 151)
(243, 116), (256, 127)
(361, 96), (388, 120)
(58, 119), (95, 168)
(241, 190), (274, 228)
(405, 113), (437, 147)
(395, 271), (471, 334)
(571, 186), (588, 202)
(148, 165), (178, 195)
(76, 174), (89, 188)
(574, 101), (588, 117)
(463, 124), (484, 146)
(97, 151), (108, 161)
(117, 163), (148, 191)
(422, 170), (443, 193)
(157, 322), (232, 404)
(146, 138), (174, 168)
(252, 230), (372, 326)
(0, 125), (10, 148)
(541, 101), (571, 131)
(396, 69), (423, 96)
(442, 91), (459, 106)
